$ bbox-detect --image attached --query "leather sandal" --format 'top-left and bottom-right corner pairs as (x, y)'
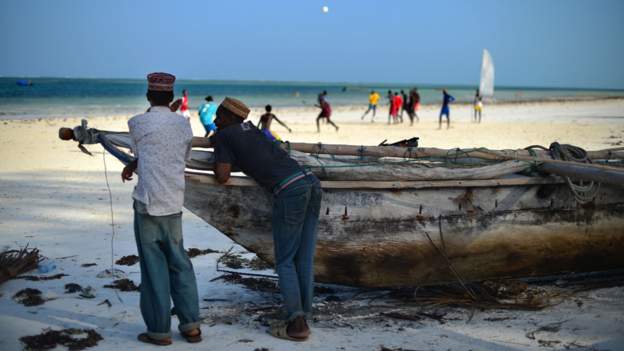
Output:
(181, 328), (202, 343)
(137, 333), (172, 346)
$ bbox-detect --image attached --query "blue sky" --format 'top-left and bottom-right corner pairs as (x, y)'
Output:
(1, 0), (623, 89)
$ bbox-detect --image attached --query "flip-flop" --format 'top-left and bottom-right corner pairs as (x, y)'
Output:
(181, 328), (202, 343)
(268, 321), (308, 342)
(137, 333), (172, 346)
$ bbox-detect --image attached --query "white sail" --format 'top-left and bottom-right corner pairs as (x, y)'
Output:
(479, 49), (495, 98)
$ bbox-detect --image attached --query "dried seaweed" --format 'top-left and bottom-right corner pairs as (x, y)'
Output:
(114, 255), (139, 266)
(65, 283), (83, 294)
(20, 328), (103, 351)
(220, 273), (279, 293)
(103, 279), (139, 292)
(186, 247), (219, 258)
(17, 273), (68, 281)
(13, 288), (45, 306)
(0, 246), (42, 285)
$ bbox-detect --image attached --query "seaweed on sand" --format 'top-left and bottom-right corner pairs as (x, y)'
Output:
(20, 328), (103, 351)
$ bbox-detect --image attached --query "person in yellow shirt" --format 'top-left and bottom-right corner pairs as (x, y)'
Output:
(361, 90), (380, 122)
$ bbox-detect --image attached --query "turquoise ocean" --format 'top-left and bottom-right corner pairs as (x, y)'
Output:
(1, 77), (623, 120)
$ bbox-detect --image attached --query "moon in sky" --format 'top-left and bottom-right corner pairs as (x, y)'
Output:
(322, 6), (329, 13)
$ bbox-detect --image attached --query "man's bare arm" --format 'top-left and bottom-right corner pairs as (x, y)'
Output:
(273, 116), (292, 132)
(215, 162), (232, 184)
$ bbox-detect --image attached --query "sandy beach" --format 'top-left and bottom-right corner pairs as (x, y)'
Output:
(1, 98), (624, 350)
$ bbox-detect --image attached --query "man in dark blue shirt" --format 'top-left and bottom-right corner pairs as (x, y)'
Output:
(212, 97), (322, 342)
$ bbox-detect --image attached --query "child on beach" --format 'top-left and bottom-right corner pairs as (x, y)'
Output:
(473, 89), (483, 123)
(198, 96), (218, 137)
(258, 104), (291, 141)
(316, 90), (339, 132)
(361, 90), (380, 122)
(439, 89), (455, 129)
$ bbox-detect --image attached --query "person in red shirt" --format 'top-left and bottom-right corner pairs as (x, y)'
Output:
(179, 89), (190, 119)
(391, 92), (403, 124)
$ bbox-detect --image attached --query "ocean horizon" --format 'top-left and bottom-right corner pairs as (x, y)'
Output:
(1, 77), (624, 120)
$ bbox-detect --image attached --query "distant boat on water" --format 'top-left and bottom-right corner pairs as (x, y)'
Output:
(479, 49), (494, 100)
(16, 79), (33, 87)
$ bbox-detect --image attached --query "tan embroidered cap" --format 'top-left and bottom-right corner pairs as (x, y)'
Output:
(221, 97), (250, 119)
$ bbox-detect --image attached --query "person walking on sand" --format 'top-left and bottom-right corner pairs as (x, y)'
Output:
(208, 97), (321, 342)
(316, 90), (339, 133)
(391, 92), (403, 124)
(386, 90), (394, 124)
(408, 88), (421, 125)
(198, 95), (218, 137)
(361, 90), (380, 122)
(176, 89), (191, 119)
(473, 89), (483, 123)
(121, 72), (202, 346)
(400, 90), (409, 120)
(439, 89), (455, 129)
(258, 104), (291, 141)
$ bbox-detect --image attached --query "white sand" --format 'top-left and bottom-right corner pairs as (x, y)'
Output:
(0, 99), (623, 350)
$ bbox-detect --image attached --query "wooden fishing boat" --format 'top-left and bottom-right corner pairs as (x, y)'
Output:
(60, 123), (624, 288)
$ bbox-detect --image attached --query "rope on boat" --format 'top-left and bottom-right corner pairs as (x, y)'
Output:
(549, 143), (600, 204)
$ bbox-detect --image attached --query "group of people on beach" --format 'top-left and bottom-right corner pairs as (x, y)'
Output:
(119, 72), (321, 345)
(361, 89), (422, 126)
(191, 86), (484, 141)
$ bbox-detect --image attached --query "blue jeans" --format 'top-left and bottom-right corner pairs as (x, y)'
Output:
(272, 175), (322, 321)
(133, 201), (200, 340)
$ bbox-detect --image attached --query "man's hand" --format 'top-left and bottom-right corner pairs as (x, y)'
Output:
(170, 99), (182, 112)
(121, 160), (138, 182)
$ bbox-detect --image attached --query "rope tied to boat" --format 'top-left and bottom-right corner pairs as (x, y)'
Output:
(357, 146), (366, 160)
(549, 142), (600, 204)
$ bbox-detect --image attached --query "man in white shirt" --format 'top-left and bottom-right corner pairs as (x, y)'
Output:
(121, 72), (201, 346)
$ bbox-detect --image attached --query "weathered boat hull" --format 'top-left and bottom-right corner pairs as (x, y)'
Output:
(184, 173), (624, 288)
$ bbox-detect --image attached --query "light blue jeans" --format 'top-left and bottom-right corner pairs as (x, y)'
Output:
(133, 201), (201, 340)
(272, 175), (322, 321)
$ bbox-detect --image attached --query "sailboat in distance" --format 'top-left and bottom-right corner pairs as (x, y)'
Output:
(479, 49), (495, 101)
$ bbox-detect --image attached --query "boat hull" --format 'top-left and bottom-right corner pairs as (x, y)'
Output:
(184, 174), (624, 288)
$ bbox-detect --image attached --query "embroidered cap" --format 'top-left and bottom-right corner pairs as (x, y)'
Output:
(220, 97), (250, 119)
(147, 72), (176, 92)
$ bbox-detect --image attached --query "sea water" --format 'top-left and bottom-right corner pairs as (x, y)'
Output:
(1, 77), (623, 120)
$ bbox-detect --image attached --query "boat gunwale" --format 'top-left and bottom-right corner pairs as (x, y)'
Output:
(184, 170), (564, 190)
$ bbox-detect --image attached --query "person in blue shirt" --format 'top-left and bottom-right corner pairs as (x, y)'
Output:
(439, 89), (455, 129)
(198, 96), (218, 137)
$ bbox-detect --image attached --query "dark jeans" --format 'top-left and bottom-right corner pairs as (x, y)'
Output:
(133, 201), (200, 340)
(272, 175), (322, 321)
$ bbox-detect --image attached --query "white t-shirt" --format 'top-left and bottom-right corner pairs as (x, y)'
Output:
(128, 106), (193, 216)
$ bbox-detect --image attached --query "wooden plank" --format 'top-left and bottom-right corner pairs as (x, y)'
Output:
(184, 171), (563, 189)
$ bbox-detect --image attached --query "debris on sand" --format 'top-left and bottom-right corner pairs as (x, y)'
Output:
(217, 273), (279, 293)
(79, 287), (95, 299)
(525, 320), (568, 340)
(220, 253), (246, 269)
(380, 346), (418, 351)
(0, 246), (42, 285)
(81, 263), (97, 267)
(17, 273), (68, 281)
(248, 257), (272, 270)
(65, 283), (83, 293)
(381, 310), (447, 324)
(115, 255), (139, 266)
(218, 251), (274, 271)
(186, 247), (219, 258)
(97, 299), (112, 308)
(20, 328), (103, 351)
(13, 288), (45, 306)
(103, 279), (139, 292)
